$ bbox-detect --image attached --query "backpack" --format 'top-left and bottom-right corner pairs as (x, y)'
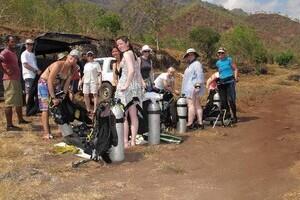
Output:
(84, 102), (118, 163)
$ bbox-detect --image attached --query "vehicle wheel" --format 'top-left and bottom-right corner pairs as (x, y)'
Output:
(99, 82), (113, 101)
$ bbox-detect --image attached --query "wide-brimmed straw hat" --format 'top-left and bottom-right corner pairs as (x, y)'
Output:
(57, 52), (67, 60)
(183, 48), (200, 59)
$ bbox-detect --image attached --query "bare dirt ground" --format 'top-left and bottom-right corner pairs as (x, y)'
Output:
(0, 71), (300, 199)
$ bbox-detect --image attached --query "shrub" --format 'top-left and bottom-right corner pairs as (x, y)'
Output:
(288, 74), (300, 82)
(275, 51), (294, 67)
(219, 25), (268, 65)
(189, 27), (220, 64)
(255, 65), (268, 75)
(238, 65), (255, 74)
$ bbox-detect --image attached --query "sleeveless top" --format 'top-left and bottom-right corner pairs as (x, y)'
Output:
(115, 53), (144, 108)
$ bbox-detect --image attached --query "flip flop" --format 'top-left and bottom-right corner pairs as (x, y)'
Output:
(42, 134), (54, 140)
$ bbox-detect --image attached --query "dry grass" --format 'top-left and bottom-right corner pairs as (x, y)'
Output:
(0, 63), (300, 199)
(157, 161), (186, 175)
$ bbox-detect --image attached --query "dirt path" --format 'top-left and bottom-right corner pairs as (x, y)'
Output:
(1, 88), (300, 200)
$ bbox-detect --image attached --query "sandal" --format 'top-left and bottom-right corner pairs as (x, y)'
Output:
(42, 134), (54, 140)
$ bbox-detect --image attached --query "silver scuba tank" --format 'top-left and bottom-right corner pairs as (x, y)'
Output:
(213, 91), (221, 108)
(109, 102), (125, 162)
(176, 95), (187, 133)
(148, 101), (161, 145)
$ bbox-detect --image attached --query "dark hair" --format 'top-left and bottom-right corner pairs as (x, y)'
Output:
(115, 36), (136, 60)
(4, 35), (14, 43)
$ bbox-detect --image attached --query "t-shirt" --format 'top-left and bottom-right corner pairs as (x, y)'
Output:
(154, 72), (174, 90)
(0, 48), (20, 80)
(216, 56), (233, 79)
(83, 61), (101, 84)
(21, 50), (39, 80)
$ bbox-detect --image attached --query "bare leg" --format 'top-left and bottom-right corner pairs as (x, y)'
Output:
(194, 96), (203, 125)
(69, 92), (74, 102)
(124, 111), (129, 148)
(187, 98), (195, 126)
(25, 94), (29, 105)
(16, 106), (24, 122)
(128, 105), (138, 147)
(5, 106), (13, 127)
(93, 94), (98, 113)
(41, 111), (51, 138)
(84, 94), (91, 112)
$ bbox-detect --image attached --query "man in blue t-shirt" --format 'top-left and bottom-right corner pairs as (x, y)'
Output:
(215, 47), (239, 123)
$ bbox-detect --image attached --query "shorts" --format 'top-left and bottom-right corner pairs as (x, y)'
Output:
(3, 80), (23, 107)
(24, 78), (34, 95)
(37, 79), (49, 111)
(83, 83), (98, 94)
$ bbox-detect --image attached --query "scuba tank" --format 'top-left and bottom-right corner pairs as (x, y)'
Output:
(109, 99), (125, 162)
(176, 95), (187, 133)
(213, 91), (221, 108)
(148, 101), (161, 145)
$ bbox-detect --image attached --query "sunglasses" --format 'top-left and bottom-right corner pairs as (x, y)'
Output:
(143, 50), (151, 53)
(26, 43), (34, 46)
(218, 52), (225, 55)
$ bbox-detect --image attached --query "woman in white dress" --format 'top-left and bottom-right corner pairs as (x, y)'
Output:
(115, 36), (143, 148)
(181, 48), (205, 130)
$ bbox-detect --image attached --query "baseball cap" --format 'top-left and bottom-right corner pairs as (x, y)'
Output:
(69, 49), (81, 59)
(25, 39), (34, 44)
(217, 47), (226, 53)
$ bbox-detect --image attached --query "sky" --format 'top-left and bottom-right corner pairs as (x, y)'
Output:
(205, 0), (300, 20)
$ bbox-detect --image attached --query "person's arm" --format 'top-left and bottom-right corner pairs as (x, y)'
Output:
(232, 62), (239, 82)
(22, 53), (41, 75)
(206, 73), (216, 88)
(150, 60), (154, 83)
(121, 51), (135, 91)
(63, 74), (72, 95)
(196, 62), (205, 84)
(163, 79), (171, 91)
(137, 57), (146, 88)
(97, 63), (102, 87)
(112, 63), (118, 86)
(0, 53), (12, 75)
(47, 63), (60, 99)
(23, 63), (41, 74)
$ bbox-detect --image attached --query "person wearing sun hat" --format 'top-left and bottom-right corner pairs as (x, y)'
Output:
(38, 49), (81, 139)
(215, 47), (239, 123)
(181, 48), (205, 130)
(138, 44), (154, 91)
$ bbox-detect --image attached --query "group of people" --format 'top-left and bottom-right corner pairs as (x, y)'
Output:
(0, 34), (238, 148)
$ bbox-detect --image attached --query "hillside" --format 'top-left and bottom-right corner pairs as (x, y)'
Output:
(1, 0), (300, 64)
(246, 14), (300, 53)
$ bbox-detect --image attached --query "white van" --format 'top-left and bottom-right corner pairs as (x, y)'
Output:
(94, 57), (116, 101)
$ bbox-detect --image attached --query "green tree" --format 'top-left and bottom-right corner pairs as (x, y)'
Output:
(220, 25), (267, 64)
(189, 27), (220, 64)
(124, 0), (170, 50)
(95, 13), (122, 36)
